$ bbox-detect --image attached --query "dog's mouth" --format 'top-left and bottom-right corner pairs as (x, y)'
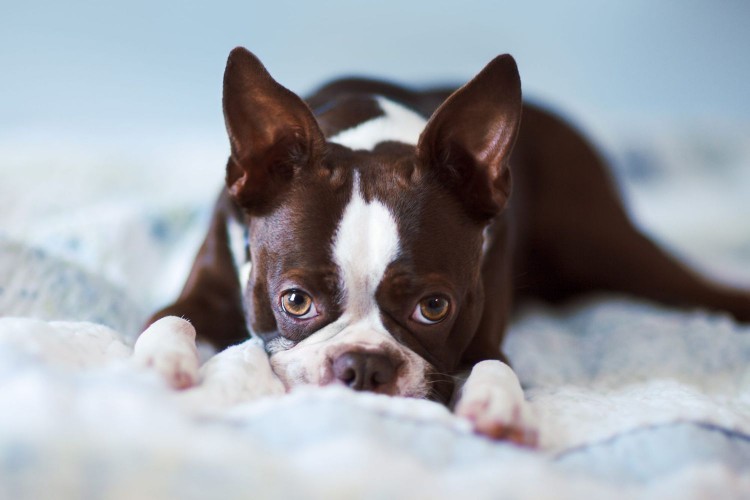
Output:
(268, 341), (434, 399)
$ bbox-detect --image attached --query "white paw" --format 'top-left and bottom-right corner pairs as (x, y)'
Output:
(134, 316), (200, 390)
(454, 360), (538, 446)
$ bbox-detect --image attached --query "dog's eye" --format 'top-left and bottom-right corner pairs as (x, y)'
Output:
(412, 296), (450, 324)
(281, 289), (315, 318)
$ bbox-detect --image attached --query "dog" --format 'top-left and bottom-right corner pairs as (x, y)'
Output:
(139, 47), (750, 445)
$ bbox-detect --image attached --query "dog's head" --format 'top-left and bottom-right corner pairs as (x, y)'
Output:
(223, 48), (521, 402)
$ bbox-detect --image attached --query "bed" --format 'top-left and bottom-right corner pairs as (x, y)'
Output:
(1, 117), (749, 498)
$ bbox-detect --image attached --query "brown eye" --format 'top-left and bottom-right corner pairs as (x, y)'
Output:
(413, 296), (450, 324)
(281, 289), (314, 317)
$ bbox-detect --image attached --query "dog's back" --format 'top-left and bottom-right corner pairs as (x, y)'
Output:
(304, 76), (750, 360)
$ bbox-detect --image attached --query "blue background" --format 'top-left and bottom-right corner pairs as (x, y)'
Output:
(2, 1), (748, 145)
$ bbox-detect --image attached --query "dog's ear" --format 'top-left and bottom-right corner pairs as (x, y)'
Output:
(223, 47), (325, 213)
(417, 55), (522, 220)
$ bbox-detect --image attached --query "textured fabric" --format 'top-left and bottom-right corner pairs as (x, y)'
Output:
(0, 309), (749, 499)
(1, 120), (749, 498)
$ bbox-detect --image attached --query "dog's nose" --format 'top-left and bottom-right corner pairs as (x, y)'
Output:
(332, 351), (396, 392)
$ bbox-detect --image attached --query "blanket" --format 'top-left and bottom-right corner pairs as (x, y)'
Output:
(1, 120), (749, 498)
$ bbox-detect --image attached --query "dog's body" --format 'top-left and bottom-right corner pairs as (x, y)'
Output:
(143, 48), (750, 443)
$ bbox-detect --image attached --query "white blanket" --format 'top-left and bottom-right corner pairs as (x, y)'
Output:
(1, 121), (750, 498)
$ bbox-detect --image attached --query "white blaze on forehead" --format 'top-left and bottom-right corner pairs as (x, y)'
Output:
(271, 177), (428, 396)
(329, 97), (427, 151)
(332, 175), (400, 317)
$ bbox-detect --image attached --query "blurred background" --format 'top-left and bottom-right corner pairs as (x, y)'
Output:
(1, 0), (749, 329)
(2, 0), (749, 152)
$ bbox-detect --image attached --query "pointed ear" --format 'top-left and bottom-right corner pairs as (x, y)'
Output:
(417, 54), (522, 220)
(223, 47), (325, 213)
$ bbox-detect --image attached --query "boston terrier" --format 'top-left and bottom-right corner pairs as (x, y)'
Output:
(138, 47), (750, 445)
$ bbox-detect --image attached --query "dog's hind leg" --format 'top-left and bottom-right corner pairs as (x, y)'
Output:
(512, 104), (750, 322)
(145, 189), (250, 350)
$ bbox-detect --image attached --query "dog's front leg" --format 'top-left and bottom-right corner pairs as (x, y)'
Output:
(134, 316), (201, 389)
(146, 189), (250, 351)
(454, 360), (538, 446)
(135, 316), (286, 408)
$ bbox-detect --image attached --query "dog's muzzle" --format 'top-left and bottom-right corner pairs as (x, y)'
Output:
(332, 350), (399, 393)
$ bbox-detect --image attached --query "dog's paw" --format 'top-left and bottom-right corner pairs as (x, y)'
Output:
(454, 360), (538, 447)
(133, 316), (200, 390)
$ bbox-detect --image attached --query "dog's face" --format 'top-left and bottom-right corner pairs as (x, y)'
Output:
(222, 48), (521, 402)
(245, 145), (487, 401)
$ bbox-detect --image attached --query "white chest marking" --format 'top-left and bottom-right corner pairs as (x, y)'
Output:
(332, 175), (400, 317)
(328, 97), (428, 151)
(227, 216), (252, 287)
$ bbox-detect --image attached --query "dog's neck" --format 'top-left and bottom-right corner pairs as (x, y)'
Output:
(324, 95), (427, 149)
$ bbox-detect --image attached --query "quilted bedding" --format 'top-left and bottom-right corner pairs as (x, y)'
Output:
(1, 120), (749, 499)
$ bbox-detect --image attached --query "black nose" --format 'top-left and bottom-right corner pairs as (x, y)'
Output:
(332, 351), (397, 392)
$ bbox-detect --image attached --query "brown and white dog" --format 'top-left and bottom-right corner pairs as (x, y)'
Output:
(138, 47), (750, 444)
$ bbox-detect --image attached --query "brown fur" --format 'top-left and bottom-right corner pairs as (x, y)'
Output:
(148, 47), (750, 404)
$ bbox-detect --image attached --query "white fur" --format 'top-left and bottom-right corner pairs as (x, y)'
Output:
(333, 173), (400, 316)
(239, 261), (252, 290)
(454, 360), (538, 444)
(227, 216), (248, 286)
(328, 97), (427, 151)
(269, 310), (430, 397)
(133, 316), (200, 389)
(481, 225), (492, 258)
(135, 317), (285, 408)
(227, 217), (253, 337)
